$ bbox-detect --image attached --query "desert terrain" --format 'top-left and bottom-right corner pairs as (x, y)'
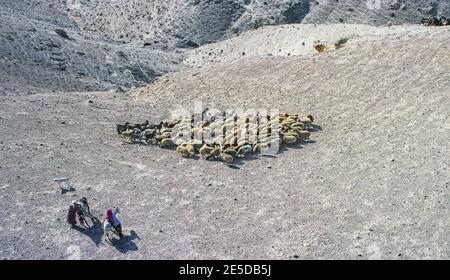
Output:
(0, 1), (449, 259)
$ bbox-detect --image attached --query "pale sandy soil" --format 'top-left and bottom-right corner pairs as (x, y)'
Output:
(184, 24), (447, 65)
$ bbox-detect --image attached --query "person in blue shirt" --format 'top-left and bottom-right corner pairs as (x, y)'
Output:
(106, 208), (124, 238)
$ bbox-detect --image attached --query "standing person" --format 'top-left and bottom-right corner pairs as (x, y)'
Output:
(67, 201), (79, 227)
(105, 208), (124, 238)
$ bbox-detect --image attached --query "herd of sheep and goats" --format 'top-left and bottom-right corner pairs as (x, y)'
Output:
(116, 109), (317, 165)
(113, 15), (446, 165)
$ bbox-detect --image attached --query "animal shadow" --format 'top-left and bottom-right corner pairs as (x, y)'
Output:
(232, 155), (259, 166)
(226, 164), (240, 169)
(310, 124), (322, 132)
(109, 230), (140, 254)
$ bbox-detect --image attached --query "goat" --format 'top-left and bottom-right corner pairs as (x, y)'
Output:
(116, 122), (130, 135)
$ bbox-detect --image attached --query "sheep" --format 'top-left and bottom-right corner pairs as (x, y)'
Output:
(296, 130), (311, 141)
(186, 144), (195, 156)
(245, 122), (258, 131)
(209, 121), (222, 131)
(173, 124), (189, 134)
(161, 131), (172, 138)
(299, 115), (314, 130)
(290, 122), (305, 130)
(203, 138), (214, 145)
(213, 128), (223, 138)
(168, 119), (181, 128)
(159, 128), (172, 134)
(155, 134), (168, 143)
(314, 43), (327, 53)
(258, 127), (270, 138)
(199, 144), (214, 159)
(237, 140), (249, 148)
(220, 120), (237, 131)
(221, 124), (235, 135)
(283, 132), (299, 139)
(253, 143), (269, 154)
(175, 131), (185, 138)
(175, 139), (187, 146)
(201, 127), (212, 136)
(239, 128), (250, 140)
(224, 136), (238, 147)
(230, 126), (239, 134)
(239, 116), (250, 123)
(176, 145), (191, 158)
(210, 147), (221, 159)
(220, 153), (234, 164)
(237, 145), (252, 157)
(222, 147), (237, 157)
(282, 134), (297, 145)
(281, 118), (296, 127)
(213, 137), (223, 145)
(118, 112), (317, 163)
(201, 127), (217, 139)
(160, 138), (173, 148)
(195, 120), (206, 128)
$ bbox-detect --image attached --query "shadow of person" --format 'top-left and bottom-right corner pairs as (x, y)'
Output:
(71, 216), (103, 247)
(109, 230), (139, 254)
(310, 124), (322, 131)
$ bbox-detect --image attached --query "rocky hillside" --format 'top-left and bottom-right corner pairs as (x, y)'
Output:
(303, 0), (450, 25)
(69, 0), (450, 48)
(183, 23), (429, 66)
(0, 0), (180, 95)
(1, 0), (449, 95)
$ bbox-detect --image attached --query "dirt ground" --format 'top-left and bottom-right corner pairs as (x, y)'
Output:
(0, 86), (448, 259)
(0, 24), (449, 260)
